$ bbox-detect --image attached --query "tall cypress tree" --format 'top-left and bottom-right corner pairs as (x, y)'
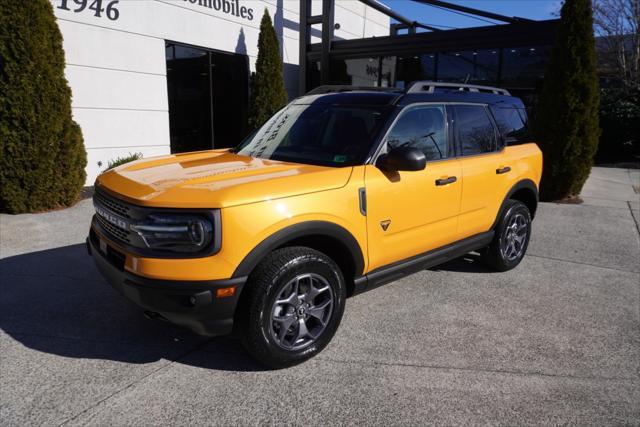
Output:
(534, 0), (600, 201)
(0, 0), (86, 213)
(248, 9), (288, 130)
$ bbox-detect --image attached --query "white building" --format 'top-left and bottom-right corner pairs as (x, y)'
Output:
(51, 0), (390, 184)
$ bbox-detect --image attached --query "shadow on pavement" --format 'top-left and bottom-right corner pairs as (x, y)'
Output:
(0, 244), (265, 372)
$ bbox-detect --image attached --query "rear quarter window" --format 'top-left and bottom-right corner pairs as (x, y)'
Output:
(490, 106), (531, 146)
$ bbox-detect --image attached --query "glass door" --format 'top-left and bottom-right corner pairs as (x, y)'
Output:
(165, 42), (249, 153)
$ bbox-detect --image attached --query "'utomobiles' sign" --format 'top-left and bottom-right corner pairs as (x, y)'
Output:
(56, 0), (254, 22)
(184, 0), (254, 21)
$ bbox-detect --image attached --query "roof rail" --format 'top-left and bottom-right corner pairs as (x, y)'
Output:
(306, 85), (403, 95)
(406, 81), (511, 96)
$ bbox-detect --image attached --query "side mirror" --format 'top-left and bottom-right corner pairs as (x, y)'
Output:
(376, 147), (426, 172)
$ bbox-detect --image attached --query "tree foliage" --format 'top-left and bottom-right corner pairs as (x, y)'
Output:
(0, 0), (86, 213)
(596, 86), (640, 162)
(534, 0), (601, 201)
(247, 9), (288, 130)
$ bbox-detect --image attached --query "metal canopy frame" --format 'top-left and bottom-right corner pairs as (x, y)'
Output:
(298, 0), (431, 94)
(297, 0), (554, 95)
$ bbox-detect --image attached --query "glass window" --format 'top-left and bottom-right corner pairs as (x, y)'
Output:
(490, 106), (530, 146)
(500, 46), (551, 89)
(330, 57), (396, 87)
(386, 105), (448, 161)
(437, 50), (499, 84)
(236, 104), (389, 167)
(453, 105), (497, 155)
(394, 54), (437, 89)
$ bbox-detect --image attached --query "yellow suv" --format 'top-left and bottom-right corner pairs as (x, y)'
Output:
(88, 82), (542, 368)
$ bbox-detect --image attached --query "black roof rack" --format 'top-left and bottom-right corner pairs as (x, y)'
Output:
(305, 81), (511, 97)
(406, 81), (511, 96)
(306, 85), (404, 95)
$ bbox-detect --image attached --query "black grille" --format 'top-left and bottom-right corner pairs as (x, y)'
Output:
(94, 189), (131, 218)
(95, 213), (131, 244)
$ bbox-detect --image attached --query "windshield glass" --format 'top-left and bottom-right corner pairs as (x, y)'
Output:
(235, 104), (389, 167)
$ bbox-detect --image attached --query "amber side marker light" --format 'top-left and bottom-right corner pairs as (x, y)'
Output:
(216, 287), (236, 298)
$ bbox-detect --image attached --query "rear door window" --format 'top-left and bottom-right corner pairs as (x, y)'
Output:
(452, 105), (497, 156)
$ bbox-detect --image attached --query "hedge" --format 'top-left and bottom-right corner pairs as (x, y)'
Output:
(0, 0), (87, 213)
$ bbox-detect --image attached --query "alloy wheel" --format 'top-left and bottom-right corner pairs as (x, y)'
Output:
(269, 273), (334, 351)
(500, 213), (528, 262)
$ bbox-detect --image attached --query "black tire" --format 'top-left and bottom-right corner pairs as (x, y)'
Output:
(482, 199), (532, 272)
(237, 246), (346, 369)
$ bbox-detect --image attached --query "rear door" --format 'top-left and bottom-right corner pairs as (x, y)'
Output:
(364, 104), (462, 271)
(451, 104), (512, 240)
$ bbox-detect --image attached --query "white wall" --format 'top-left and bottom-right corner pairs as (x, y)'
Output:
(51, 0), (389, 184)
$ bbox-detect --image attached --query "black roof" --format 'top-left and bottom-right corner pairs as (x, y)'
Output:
(294, 88), (525, 109)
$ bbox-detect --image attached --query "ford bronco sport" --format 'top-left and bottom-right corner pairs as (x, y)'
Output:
(88, 82), (542, 368)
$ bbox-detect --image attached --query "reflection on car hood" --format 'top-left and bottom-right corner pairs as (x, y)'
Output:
(95, 149), (353, 208)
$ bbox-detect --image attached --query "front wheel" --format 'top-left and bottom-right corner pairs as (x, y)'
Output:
(482, 199), (532, 271)
(237, 247), (346, 368)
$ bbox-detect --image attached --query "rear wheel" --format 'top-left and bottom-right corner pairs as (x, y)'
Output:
(482, 199), (532, 271)
(237, 247), (346, 368)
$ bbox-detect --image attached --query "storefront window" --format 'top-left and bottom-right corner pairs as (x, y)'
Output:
(500, 46), (550, 88)
(437, 50), (499, 84)
(394, 54), (437, 89)
(165, 42), (248, 153)
(330, 57), (395, 87)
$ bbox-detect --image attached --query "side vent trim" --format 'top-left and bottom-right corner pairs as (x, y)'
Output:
(358, 188), (367, 216)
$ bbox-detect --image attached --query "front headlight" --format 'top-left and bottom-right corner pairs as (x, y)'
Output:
(131, 214), (213, 253)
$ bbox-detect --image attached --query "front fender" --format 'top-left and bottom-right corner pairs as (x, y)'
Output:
(232, 220), (365, 278)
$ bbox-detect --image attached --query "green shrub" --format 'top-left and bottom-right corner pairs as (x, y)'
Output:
(596, 87), (640, 164)
(106, 152), (143, 170)
(0, 0), (87, 213)
(247, 9), (288, 130)
(534, 0), (601, 201)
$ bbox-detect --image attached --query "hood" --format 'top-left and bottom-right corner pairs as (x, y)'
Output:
(96, 150), (353, 208)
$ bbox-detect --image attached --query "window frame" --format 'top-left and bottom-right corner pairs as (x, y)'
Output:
(369, 101), (504, 166)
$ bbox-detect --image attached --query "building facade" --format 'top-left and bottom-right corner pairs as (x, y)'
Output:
(52, 0), (390, 184)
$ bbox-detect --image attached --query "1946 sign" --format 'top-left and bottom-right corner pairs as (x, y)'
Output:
(57, 0), (120, 20)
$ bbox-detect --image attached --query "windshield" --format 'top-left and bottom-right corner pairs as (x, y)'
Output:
(235, 104), (389, 167)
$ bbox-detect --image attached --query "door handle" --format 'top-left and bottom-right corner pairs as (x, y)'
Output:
(435, 176), (457, 186)
(496, 166), (511, 174)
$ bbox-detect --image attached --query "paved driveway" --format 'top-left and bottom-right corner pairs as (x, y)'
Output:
(1, 167), (638, 425)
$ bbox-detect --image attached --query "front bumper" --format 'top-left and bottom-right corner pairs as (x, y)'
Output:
(87, 230), (246, 336)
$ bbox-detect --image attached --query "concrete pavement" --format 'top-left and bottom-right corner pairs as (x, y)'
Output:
(1, 167), (638, 425)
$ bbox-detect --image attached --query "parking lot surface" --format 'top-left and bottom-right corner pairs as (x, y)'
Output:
(1, 167), (639, 425)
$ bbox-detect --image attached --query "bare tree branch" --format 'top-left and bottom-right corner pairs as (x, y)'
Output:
(592, 0), (640, 86)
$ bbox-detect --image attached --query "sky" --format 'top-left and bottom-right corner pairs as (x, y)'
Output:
(378, 0), (563, 30)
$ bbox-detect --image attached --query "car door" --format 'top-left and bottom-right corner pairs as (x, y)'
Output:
(364, 104), (462, 272)
(451, 104), (512, 240)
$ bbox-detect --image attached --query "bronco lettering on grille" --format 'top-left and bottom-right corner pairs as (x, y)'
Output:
(94, 202), (131, 230)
